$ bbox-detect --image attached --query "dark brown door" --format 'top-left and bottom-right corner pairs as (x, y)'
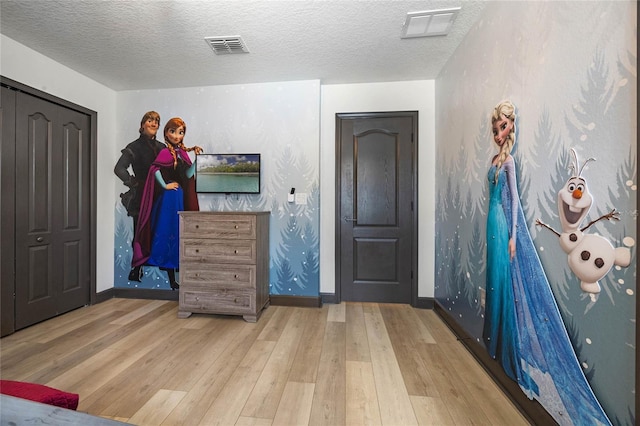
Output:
(336, 112), (417, 303)
(1, 86), (17, 336)
(13, 91), (91, 329)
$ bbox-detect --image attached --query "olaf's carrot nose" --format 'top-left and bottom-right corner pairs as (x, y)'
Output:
(572, 189), (583, 199)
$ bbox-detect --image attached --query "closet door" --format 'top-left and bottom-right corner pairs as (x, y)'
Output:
(14, 91), (91, 329)
(1, 86), (17, 336)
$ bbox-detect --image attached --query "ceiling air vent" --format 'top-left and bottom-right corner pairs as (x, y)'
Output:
(204, 36), (250, 55)
(401, 7), (461, 38)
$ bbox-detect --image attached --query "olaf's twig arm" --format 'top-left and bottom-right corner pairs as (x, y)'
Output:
(536, 219), (561, 237)
(581, 208), (620, 232)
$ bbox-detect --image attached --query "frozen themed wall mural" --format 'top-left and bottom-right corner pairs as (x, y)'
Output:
(114, 81), (320, 297)
(483, 101), (611, 425)
(114, 111), (165, 284)
(434, 2), (635, 425)
(130, 117), (202, 291)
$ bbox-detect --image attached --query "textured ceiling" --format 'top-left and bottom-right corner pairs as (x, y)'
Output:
(0, 0), (486, 91)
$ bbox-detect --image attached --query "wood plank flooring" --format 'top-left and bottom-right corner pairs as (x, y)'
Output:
(0, 299), (529, 425)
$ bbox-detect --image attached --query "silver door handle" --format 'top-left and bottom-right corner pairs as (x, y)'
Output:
(36, 237), (44, 242)
(343, 217), (357, 222)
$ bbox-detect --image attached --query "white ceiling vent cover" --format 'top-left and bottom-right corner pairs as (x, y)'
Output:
(401, 7), (461, 38)
(204, 36), (250, 55)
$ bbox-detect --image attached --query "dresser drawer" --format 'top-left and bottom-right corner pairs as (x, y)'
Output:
(181, 289), (253, 315)
(181, 264), (255, 288)
(181, 215), (256, 239)
(182, 239), (256, 264)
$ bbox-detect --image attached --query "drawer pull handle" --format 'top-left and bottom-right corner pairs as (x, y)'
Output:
(195, 225), (199, 229)
(195, 273), (199, 277)
(234, 298), (239, 303)
(234, 249), (238, 254)
(195, 297), (199, 301)
(195, 249), (199, 253)
(234, 274), (238, 279)
(234, 225), (238, 229)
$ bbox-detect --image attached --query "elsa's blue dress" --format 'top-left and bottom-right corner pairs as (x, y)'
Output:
(484, 161), (610, 426)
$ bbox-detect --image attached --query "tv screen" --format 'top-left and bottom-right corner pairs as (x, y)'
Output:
(196, 153), (261, 194)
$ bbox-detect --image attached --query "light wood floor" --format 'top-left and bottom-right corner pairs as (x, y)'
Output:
(0, 299), (529, 425)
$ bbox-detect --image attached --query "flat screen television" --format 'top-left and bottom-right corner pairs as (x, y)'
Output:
(195, 153), (261, 194)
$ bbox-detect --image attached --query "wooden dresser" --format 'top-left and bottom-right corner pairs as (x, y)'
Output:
(177, 211), (270, 322)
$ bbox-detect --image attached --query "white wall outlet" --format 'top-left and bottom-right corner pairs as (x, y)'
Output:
(295, 193), (308, 205)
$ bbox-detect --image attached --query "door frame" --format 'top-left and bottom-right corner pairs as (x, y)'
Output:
(334, 111), (418, 306)
(0, 76), (97, 335)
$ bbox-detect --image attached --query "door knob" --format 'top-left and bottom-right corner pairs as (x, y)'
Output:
(36, 237), (44, 242)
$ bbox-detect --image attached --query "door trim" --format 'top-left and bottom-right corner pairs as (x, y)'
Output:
(334, 111), (418, 306)
(0, 76), (97, 334)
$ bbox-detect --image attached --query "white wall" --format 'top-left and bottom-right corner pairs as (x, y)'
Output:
(320, 81), (435, 298)
(1, 34), (117, 293)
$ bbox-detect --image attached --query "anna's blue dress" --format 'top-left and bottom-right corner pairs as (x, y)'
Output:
(132, 147), (199, 269)
(484, 161), (611, 426)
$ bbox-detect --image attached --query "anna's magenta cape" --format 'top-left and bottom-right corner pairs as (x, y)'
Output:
(131, 148), (198, 267)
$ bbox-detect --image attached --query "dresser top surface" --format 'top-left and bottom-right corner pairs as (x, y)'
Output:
(179, 211), (270, 216)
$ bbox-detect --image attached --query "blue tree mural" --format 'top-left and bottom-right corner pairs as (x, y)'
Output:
(114, 213), (132, 284)
(266, 144), (320, 297)
(466, 219), (485, 315)
(300, 247), (319, 292)
(274, 257), (296, 294)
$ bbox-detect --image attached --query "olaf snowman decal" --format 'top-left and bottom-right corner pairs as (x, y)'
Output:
(536, 148), (631, 301)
